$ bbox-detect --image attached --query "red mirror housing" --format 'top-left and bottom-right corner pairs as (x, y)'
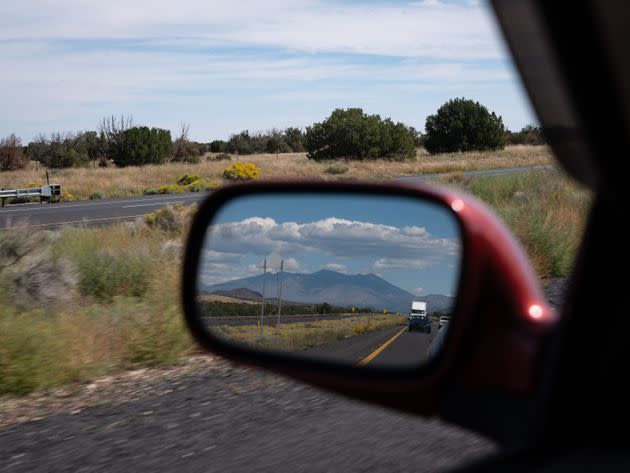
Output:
(181, 181), (557, 446)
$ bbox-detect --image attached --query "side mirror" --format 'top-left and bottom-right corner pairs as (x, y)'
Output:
(181, 181), (557, 444)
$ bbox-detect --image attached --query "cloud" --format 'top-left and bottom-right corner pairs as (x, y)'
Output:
(200, 249), (301, 286)
(412, 287), (425, 295)
(374, 258), (431, 270)
(283, 257), (300, 270)
(323, 263), (348, 273)
(207, 216), (459, 267)
(0, 1), (504, 59)
(1, 0), (532, 142)
(202, 250), (243, 263)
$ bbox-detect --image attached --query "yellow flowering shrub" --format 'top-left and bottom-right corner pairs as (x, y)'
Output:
(222, 162), (260, 181)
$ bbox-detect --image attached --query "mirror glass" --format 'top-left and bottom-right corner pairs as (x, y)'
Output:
(195, 192), (462, 368)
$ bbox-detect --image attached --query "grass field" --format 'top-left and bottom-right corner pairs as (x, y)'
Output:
(0, 167), (590, 396)
(443, 169), (591, 278)
(0, 145), (553, 201)
(212, 315), (407, 352)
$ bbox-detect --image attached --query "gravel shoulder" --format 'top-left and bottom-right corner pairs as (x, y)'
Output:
(1, 355), (495, 473)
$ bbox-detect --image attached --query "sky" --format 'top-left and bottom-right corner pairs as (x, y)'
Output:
(0, 0), (537, 142)
(200, 193), (462, 296)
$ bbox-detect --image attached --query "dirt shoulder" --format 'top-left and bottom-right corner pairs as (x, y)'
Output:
(0, 355), (231, 428)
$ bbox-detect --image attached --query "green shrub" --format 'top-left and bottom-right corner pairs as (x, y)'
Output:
(209, 139), (228, 153)
(227, 131), (254, 155)
(108, 126), (172, 167)
(325, 162), (349, 175)
(158, 184), (183, 194)
(0, 133), (28, 171)
(181, 154), (201, 164)
(223, 162), (260, 180)
(305, 108), (415, 161)
(89, 190), (106, 200)
(424, 98), (505, 154)
(208, 152), (231, 161)
(143, 187), (160, 195)
(177, 173), (202, 186)
(184, 179), (216, 192)
(284, 127), (305, 152)
(144, 204), (193, 233)
(25, 131), (101, 168)
(75, 249), (152, 301)
(504, 124), (545, 145)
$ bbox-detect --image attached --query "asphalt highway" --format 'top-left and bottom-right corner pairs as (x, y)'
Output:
(0, 192), (205, 229)
(0, 165), (552, 229)
(306, 322), (438, 367)
(394, 164), (552, 184)
(0, 360), (494, 473)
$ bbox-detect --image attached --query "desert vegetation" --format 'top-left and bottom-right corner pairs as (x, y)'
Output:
(440, 170), (591, 278)
(0, 170), (590, 396)
(304, 108), (416, 161)
(212, 315), (407, 352)
(0, 134), (28, 172)
(424, 98), (505, 153)
(0, 205), (194, 395)
(198, 300), (375, 318)
(0, 146), (554, 201)
(1, 98), (547, 181)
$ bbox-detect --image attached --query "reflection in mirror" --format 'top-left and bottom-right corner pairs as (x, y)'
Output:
(196, 193), (462, 368)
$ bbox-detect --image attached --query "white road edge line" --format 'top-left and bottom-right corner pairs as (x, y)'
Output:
(123, 201), (184, 208)
(0, 194), (201, 213)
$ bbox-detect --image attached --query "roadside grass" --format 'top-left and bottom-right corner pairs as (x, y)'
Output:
(440, 170), (592, 278)
(0, 146), (553, 201)
(0, 165), (590, 396)
(212, 315), (407, 352)
(0, 208), (195, 395)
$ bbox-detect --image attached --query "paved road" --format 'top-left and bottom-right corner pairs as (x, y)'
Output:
(306, 322), (437, 367)
(394, 164), (552, 184)
(0, 165), (552, 229)
(0, 361), (494, 473)
(0, 193), (205, 229)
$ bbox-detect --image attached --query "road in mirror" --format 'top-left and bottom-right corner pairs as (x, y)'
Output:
(196, 193), (462, 368)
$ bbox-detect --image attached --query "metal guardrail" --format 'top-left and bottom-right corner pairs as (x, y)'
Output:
(0, 184), (62, 207)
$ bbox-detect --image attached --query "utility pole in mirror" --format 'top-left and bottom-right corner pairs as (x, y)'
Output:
(276, 259), (284, 330)
(259, 258), (267, 339)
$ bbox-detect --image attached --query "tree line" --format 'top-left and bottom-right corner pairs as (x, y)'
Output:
(198, 300), (375, 318)
(1, 99), (546, 172)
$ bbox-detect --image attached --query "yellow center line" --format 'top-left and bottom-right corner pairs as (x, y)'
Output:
(0, 214), (147, 230)
(357, 326), (407, 367)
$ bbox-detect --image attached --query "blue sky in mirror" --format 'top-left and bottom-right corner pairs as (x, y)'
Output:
(1, 0), (535, 141)
(201, 194), (461, 297)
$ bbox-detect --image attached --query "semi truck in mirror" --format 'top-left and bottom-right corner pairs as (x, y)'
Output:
(411, 301), (426, 316)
